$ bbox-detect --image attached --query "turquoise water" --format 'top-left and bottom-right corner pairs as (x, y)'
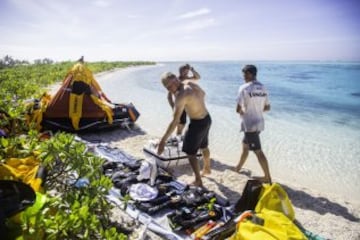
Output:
(99, 62), (360, 201)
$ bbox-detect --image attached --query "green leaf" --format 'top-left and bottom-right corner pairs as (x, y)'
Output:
(79, 206), (89, 219)
(72, 200), (80, 210)
(0, 137), (8, 147)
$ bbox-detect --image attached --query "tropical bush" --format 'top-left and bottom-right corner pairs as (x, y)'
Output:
(0, 57), (154, 239)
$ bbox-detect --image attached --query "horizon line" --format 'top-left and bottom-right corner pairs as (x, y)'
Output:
(2, 55), (360, 64)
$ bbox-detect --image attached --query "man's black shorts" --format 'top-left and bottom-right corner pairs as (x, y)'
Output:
(179, 110), (187, 125)
(182, 114), (211, 155)
(243, 132), (261, 151)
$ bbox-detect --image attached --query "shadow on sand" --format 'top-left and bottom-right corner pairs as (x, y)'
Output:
(79, 124), (147, 143)
(205, 159), (243, 203)
(206, 176), (242, 204)
(282, 185), (359, 222)
(171, 157), (359, 222)
(210, 160), (359, 222)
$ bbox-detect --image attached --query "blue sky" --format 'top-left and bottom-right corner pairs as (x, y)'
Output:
(0, 0), (359, 61)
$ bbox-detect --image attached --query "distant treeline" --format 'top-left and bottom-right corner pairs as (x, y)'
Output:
(0, 55), (55, 69)
(0, 55), (155, 69)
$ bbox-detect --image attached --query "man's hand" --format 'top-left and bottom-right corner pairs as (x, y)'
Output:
(189, 66), (200, 80)
(264, 104), (271, 112)
(159, 94), (185, 155)
(157, 139), (166, 155)
(236, 104), (244, 115)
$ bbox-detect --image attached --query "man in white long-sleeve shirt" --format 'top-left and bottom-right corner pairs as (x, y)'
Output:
(235, 65), (272, 183)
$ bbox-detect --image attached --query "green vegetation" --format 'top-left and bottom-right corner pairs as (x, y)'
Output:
(0, 56), (155, 239)
(0, 56), (154, 135)
(2, 132), (126, 239)
(0, 56), (154, 123)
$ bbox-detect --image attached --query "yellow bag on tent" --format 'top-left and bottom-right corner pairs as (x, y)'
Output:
(25, 93), (52, 131)
(230, 209), (307, 240)
(68, 93), (84, 130)
(67, 63), (113, 130)
(255, 183), (295, 221)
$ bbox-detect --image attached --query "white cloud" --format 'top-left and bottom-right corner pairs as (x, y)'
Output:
(3, 1), (356, 61)
(126, 14), (141, 19)
(181, 18), (217, 31)
(177, 8), (211, 19)
(92, 0), (111, 8)
(132, 18), (217, 41)
(183, 35), (196, 40)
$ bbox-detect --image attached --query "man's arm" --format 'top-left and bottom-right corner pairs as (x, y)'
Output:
(183, 65), (201, 81)
(167, 92), (175, 108)
(190, 67), (200, 80)
(157, 96), (186, 154)
(263, 89), (270, 112)
(236, 87), (245, 115)
(236, 104), (244, 115)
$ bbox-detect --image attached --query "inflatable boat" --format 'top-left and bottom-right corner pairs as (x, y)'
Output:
(26, 61), (140, 132)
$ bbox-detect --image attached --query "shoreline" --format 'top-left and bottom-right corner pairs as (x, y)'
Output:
(46, 64), (158, 95)
(47, 65), (360, 239)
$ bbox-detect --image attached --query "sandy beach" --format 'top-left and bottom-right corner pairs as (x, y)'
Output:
(80, 127), (360, 240)
(49, 66), (360, 240)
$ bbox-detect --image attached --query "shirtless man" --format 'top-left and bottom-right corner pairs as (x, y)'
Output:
(158, 72), (211, 187)
(166, 64), (200, 135)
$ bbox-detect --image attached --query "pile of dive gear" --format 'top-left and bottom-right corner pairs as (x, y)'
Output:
(93, 140), (324, 240)
(0, 133), (325, 239)
(93, 142), (233, 239)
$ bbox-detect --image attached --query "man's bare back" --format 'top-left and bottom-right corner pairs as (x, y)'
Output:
(175, 82), (208, 120)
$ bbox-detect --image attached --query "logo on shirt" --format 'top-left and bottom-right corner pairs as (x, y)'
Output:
(249, 92), (267, 98)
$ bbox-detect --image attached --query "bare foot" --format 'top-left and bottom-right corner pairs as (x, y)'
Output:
(234, 165), (241, 172)
(201, 168), (211, 177)
(252, 176), (271, 183)
(190, 179), (203, 187)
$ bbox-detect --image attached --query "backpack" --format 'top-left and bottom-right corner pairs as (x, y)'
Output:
(255, 183), (295, 221)
(234, 180), (263, 213)
(229, 209), (307, 240)
(229, 183), (305, 240)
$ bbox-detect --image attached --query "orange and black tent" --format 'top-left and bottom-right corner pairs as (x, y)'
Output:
(26, 62), (139, 132)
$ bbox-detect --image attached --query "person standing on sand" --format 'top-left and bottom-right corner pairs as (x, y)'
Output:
(166, 64), (201, 135)
(158, 72), (211, 187)
(235, 65), (272, 183)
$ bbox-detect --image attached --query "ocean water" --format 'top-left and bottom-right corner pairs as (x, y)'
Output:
(100, 62), (360, 201)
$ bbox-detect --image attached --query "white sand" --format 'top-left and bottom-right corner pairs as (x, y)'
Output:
(49, 66), (360, 240)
